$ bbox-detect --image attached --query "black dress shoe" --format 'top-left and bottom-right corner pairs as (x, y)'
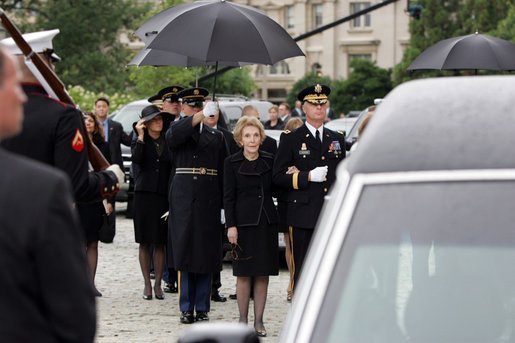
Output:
(195, 311), (209, 322)
(93, 288), (102, 297)
(229, 293), (237, 300)
(164, 284), (178, 293)
(180, 311), (194, 324)
(211, 292), (227, 302)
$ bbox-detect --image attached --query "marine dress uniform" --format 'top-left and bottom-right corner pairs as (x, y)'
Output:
(0, 30), (118, 202)
(166, 87), (227, 323)
(273, 84), (346, 290)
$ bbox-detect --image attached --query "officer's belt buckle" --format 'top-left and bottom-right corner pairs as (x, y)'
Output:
(176, 167), (217, 176)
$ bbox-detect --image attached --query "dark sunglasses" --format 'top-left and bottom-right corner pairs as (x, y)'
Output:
(184, 101), (204, 108)
(230, 243), (252, 261)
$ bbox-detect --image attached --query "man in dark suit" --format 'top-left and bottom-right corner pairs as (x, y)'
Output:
(94, 97), (132, 170)
(0, 45), (96, 343)
(273, 84), (346, 294)
(0, 30), (122, 203)
(166, 87), (228, 324)
(95, 96), (132, 232)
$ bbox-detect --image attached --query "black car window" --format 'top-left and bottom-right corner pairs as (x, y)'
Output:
(314, 180), (515, 343)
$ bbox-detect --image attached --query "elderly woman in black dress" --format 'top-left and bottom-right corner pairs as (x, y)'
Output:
(224, 116), (279, 337)
(132, 105), (172, 300)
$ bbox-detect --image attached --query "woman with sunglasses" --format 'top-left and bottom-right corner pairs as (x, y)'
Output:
(224, 116), (279, 337)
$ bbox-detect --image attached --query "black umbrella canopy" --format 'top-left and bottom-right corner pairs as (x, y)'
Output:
(128, 48), (246, 68)
(135, 0), (304, 65)
(408, 33), (515, 71)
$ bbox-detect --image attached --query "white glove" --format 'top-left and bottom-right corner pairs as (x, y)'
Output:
(106, 164), (124, 185)
(310, 166), (328, 182)
(203, 101), (218, 117)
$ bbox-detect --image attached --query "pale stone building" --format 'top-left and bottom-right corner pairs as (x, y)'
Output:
(235, 0), (411, 101)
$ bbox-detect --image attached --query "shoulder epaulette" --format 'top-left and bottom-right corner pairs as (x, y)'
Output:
(283, 130), (291, 134)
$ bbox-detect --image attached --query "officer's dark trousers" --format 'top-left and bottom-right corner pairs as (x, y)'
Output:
(291, 227), (314, 291)
(179, 271), (212, 312)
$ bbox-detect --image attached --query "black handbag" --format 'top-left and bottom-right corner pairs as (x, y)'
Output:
(99, 214), (115, 243)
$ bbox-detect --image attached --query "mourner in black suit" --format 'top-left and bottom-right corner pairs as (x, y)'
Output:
(273, 84), (346, 293)
(95, 96), (132, 233)
(94, 97), (132, 170)
(166, 87), (227, 324)
(0, 46), (96, 343)
(225, 116), (279, 338)
(132, 105), (173, 301)
(0, 30), (123, 203)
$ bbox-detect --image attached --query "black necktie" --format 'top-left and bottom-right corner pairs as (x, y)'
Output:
(315, 129), (322, 148)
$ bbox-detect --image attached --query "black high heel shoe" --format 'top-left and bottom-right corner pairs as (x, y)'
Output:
(143, 287), (152, 300)
(154, 286), (165, 300)
(255, 323), (267, 337)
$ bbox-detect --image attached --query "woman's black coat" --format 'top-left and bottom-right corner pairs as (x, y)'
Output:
(224, 150), (279, 228)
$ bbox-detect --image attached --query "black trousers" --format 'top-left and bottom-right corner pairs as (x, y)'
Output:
(290, 227), (314, 291)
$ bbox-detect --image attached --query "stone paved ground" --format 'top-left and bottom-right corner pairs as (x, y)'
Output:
(94, 206), (290, 342)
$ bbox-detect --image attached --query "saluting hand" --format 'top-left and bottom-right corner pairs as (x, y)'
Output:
(227, 226), (238, 244)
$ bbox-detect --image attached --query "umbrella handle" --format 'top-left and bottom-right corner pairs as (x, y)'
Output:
(212, 61), (218, 101)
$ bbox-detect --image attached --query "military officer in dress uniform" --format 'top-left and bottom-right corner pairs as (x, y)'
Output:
(273, 84), (346, 294)
(152, 85), (184, 294)
(149, 85), (184, 130)
(166, 87), (227, 324)
(0, 29), (123, 202)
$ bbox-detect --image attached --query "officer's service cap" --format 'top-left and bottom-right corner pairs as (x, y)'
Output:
(178, 87), (209, 107)
(1, 29), (61, 62)
(158, 85), (184, 102)
(147, 94), (163, 106)
(297, 84), (331, 105)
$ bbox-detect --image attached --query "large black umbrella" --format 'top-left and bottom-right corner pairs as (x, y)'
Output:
(135, 0), (304, 65)
(128, 48), (246, 68)
(407, 33), (515, 72)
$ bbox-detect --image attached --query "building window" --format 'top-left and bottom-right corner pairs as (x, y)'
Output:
(313, 4), (323, 29)
(269, 61), (290, 75)
(285, 5), (294, 29)
(348, 53), (372, 73)
(350, 2), (371, 28)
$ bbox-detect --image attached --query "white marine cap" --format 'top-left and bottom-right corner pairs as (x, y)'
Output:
(0, 29), (61, 61)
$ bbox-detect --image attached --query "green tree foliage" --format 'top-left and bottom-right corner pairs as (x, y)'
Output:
(200, 67), (255, 97)
(332, 59), (392, 115)
(33, 0), (150, 94)
(287, 72), (333, 108)
(393, 0), (514, 85)
(492, 4), (515, 41)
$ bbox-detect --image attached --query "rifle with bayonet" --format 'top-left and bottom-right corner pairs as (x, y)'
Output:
(0, 7), (110, 171)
